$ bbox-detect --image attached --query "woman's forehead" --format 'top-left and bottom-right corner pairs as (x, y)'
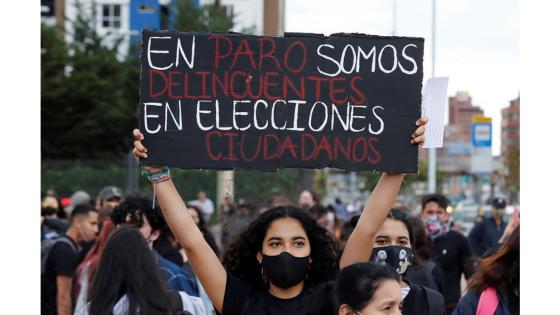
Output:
(265, 217), (308, 240)
(374, 219), (409, 238)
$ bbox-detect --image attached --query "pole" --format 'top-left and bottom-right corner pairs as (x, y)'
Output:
(428, 0), (437, 193)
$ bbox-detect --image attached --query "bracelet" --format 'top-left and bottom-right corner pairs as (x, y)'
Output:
(141, 166), (171, 184)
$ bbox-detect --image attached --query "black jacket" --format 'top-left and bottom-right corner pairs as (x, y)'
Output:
(468, 217), (506, 257)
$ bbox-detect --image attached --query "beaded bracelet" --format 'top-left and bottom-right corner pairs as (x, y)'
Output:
(141, 166), (171, 184)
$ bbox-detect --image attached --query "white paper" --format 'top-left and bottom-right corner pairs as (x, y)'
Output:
(421, 77), (449, 148)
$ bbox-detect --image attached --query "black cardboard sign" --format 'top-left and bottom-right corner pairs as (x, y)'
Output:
(139, 29), (424, 172)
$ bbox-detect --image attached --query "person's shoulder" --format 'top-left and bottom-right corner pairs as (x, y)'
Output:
(158, 254), (188, 275)
(452, 291), (480, 315)
(51, 236), (78, 256)
(448, 229), (468, 241)
(177, 291), (206, 315)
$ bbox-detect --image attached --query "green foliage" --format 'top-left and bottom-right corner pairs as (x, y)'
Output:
(41, 4), (136, 160)
(42, 160), (128, 197)
(174, 0), (233, 32)
(234, 169), (300, 206)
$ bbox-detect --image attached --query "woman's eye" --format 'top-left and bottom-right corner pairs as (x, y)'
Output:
(376, 240), (387, 245)
(294, 242), (305, 247)
(270, 242), (280, 248)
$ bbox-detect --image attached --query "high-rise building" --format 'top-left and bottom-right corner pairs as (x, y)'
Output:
(501, 95), (520, 155)
(438, 91), (485, 174)
(448, 91), (484, 143)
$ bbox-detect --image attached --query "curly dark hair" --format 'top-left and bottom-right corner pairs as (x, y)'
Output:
(222, 205), (340, 292)
(110, 194), (166, 232)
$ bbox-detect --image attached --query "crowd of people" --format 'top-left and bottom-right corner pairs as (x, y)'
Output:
(40, 120), (519, 315)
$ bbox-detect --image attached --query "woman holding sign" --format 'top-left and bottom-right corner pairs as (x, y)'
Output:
(131, 117), (426, 315)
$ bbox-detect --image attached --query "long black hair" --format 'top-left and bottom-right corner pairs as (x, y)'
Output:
(336, 262), (401, 311)
(222, 205), (340, 291)
(88, 226), (173, 315)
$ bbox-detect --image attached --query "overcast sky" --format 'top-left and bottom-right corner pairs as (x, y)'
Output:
(286, 0), (519, 156)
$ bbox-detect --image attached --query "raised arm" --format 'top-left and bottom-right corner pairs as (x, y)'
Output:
(340, 173), (405, 268)
(133, 129), (227, 313)
(339, 117), (427, 268)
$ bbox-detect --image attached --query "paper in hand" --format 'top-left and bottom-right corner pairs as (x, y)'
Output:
(421, 77), (449, 148)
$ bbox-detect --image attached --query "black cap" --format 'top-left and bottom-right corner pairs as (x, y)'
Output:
(491, 197), (507, 209)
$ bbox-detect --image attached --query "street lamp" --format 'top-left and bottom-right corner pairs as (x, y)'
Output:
(428, 0), (437, 193)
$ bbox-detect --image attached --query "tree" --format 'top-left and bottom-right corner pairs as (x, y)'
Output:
(41, 4), (137, 159)
(174, 0), (233, 32)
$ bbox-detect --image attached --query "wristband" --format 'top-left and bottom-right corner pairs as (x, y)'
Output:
(141, 166), (171, 184)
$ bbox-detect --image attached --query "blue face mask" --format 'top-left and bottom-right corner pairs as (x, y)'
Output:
(370, 245), (415, 275)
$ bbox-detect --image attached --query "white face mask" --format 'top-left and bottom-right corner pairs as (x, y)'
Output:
(401, 287), (411, 300)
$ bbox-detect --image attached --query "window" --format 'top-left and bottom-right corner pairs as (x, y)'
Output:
(225, 5), (234, 19)
(102, 4), (121, 29)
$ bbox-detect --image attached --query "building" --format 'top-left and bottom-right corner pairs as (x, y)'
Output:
(437, 91), (485, 173)
(62, 0), (187, 59)
(448, 91), (484, 143)
(64, 0), (132, 58)
(501, 95), (520, 155)
(129, 0), (181, 46)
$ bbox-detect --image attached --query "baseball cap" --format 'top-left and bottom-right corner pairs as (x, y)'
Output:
(491, 197), (507, 209)
(64, 190), (92, 215)
(97, 186), (123, 201)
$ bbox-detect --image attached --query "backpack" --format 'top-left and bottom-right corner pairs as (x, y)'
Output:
(422, 285), (445, 315)
(41, 236), (78, 276)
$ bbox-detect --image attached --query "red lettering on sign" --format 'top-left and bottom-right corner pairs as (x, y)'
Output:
(223, 132), (240, 161)
(329, 77), (348, 104)
(367, 137), (382, 164)
(209, 34), (232, 68)
(350, 76), (366, 104)
(205, 131), (223, 160)
(258, 38), (281, 70)
(149, 69), (168, 97)
(264, 134), (281, 160)
(283, 40), (307, 74)
(231, 39), (257, 70)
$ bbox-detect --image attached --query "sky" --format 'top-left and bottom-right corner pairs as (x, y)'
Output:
(285, 0), (519, 156)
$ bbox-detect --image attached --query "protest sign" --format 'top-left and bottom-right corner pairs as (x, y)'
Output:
(139, 30), (424, 172)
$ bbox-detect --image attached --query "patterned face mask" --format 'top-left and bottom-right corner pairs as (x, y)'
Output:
(423, 215), (449, 240)
(370, 246), (415, 275)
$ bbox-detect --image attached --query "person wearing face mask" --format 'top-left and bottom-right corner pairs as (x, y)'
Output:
(365, 209), (445, 315)
(420, 194), (473, 314)
(131, 117), (428, 315)
(468, 197), (508, 257)
(336, 263), (403, 315)
(404, 216), (445, 294)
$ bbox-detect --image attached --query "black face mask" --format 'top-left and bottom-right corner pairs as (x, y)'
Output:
(261, 252), (309, 289)
(369, 246), (415, 275)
